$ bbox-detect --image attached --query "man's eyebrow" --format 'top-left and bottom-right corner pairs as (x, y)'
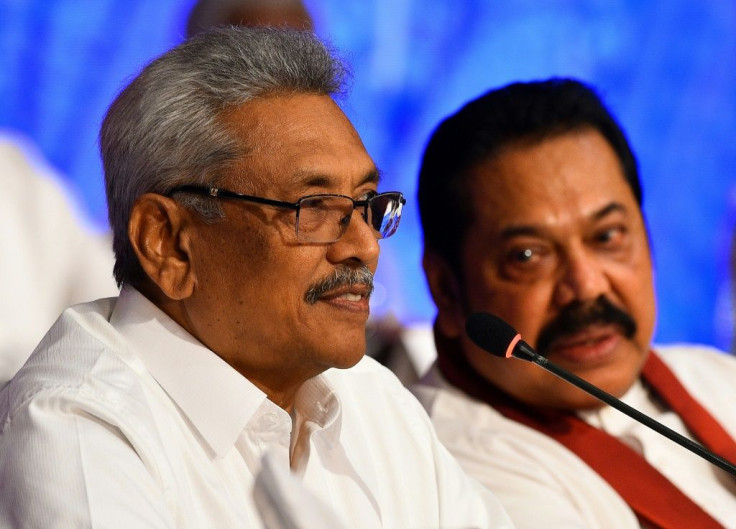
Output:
(592, 201), (628, 221)
(499, 224), (542, 240)
(290, 167), (382, 188)
(361, 168), (382, 186)
(499, 202), (630, 240)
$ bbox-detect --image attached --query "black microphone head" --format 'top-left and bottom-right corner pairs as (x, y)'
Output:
(465, 312), (519, 358)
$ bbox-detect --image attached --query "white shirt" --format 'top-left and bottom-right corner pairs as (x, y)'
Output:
(413, 344), (736, 529)
(0, 288), (513, 529)
(0, 133), (119, 386)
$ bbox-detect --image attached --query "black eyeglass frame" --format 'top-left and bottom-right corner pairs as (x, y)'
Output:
(167, 184), (406, 242)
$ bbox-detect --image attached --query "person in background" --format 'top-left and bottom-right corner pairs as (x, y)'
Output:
(413, 78), (736, 529)
(731, 225), (736, 353)
(0, 27), (513, 529)
(0, 133), (118, 388)
(186, 0), (313, 36)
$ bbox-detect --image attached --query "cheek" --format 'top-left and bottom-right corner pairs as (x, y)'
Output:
(196, 223), (312, 306)
(620, 266), (657, 345)
(463, 259), (556, 343)
(608, 240), (655, 311)
(478, 348), (553, 403)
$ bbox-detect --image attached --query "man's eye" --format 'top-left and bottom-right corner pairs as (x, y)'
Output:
(595, 226), (627, 246)
(505, 244), (551, 266)
(339, 213), (352, 227)
(511, 248), (535, 263)
(501, 244), (554, 281)
(358, 190), (378, 201)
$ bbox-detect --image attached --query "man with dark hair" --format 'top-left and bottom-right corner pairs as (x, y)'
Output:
(0, 27), (513, 528)
(414, 78), (736, 528)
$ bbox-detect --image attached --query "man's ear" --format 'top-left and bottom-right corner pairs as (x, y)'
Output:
(423, 251), (465, 338)
(128, 193), (196, 301)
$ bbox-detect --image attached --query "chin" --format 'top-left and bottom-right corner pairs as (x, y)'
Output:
(335, 353), (365, 370)
(322, 340), (366, 370)
(320, 355), (363, 374)
(563, 392), (609, 411)
(548, 370), (638, 411)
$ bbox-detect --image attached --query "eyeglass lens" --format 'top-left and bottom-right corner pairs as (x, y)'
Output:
(369, 193), (402, 238)
(297, 193), (403, 243)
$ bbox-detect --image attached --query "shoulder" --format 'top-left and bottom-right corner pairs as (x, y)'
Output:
(652, 344), (736, 431)
(653, 342), (734, 362)
(323, 355), (429, 420)
(412, 364), (604, 486)
(412, 366), (638, 528)
(411, 365), (580, 476)
(653, 343), (736, 382)
(0, 297), (177, 526)
(321, 355), (456, 460)
(1, 298), (153, 429)
(322, 358), (517, 527)
(412, 364), (508, 433)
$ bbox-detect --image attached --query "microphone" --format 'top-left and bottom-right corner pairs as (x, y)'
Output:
(465, 311), (736, 477)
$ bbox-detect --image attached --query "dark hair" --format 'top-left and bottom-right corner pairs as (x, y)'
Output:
(186, 0), (314, 37)
(100, 26), (348, 287)
(417, 77), (641, 274)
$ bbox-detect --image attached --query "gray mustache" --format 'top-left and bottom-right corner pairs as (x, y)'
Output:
(304, 266), (374, 304)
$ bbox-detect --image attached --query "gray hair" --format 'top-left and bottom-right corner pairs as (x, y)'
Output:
(100, 26), (349, 287)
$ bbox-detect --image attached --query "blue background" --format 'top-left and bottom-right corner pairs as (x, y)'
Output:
(1, 0), (735, 350)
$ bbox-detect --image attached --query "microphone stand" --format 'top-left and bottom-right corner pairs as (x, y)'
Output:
(524, 352), (736, 477)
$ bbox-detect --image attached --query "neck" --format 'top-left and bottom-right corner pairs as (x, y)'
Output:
(229, 363), (321, 414)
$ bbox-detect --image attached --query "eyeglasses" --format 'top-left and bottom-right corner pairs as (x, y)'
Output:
(168, 185), (406, 244)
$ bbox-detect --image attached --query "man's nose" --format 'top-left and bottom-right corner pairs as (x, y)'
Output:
(326, 208), (381, 266)
(553, 247), (609, 307)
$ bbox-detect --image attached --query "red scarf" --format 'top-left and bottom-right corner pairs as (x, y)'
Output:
(435, 330), (736, 529)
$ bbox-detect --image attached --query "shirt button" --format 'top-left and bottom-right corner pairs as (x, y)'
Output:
(261, 412), (278, 428)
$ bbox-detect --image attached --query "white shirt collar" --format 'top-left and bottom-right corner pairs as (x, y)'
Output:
(110, 286), (267, 458)
(578, 378), (659, 435)
(294, 373), (342, 449)
(109, 287), (345, 457)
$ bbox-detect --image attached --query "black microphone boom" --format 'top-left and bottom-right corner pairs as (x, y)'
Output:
(465, 311), (736, 477)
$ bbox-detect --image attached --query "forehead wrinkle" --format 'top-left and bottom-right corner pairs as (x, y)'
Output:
(287, 167), (382, 189)
(499, 201), (631, 241)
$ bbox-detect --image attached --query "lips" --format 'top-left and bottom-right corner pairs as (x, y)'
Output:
(319, 284), (372, 301)
(336, 292), (362, 302)
(535, 295), (638, 366)
(545, 324), (622, 365)
(304, 265), (374, 305)
(317, 284), (372, 313)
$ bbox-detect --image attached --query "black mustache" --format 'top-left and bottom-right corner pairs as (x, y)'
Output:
(304, 265), (374, 305)
(536, 295), (637, 355)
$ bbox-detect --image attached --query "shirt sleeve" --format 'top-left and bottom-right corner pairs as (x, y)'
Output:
(0, 387), (175, 528)
(430, 413), (640, 529)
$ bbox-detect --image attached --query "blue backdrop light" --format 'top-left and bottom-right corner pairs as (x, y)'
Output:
(1, 0), (734, 350)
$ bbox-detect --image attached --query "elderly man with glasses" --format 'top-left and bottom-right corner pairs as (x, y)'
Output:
(0, 27), (513, 529)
